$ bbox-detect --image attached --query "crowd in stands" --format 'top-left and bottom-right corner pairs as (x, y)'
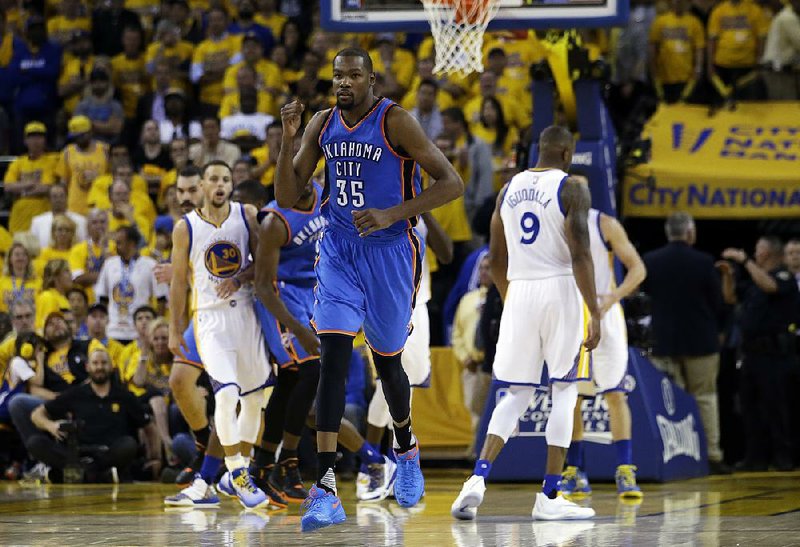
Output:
(0, 0), (798, 481)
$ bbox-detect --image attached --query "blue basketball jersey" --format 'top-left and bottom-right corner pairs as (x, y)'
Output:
(258, 181), (326, 285)
(318, 97), (422, 240)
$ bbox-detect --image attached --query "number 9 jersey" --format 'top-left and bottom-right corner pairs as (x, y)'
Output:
(500, 167), (573, 281)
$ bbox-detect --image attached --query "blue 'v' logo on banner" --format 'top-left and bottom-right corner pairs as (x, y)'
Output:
(672, 123), (714, 153)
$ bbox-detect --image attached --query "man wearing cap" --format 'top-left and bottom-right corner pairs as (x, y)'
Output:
(56, 115), (109, 215)
(228, 0), (274, 54)
(3, 122), (58, 233)
(75, 67), (125, 144)
(57, 30), (96, 116)
(30, 185), (89, 248)
(223, 32), (283, 98)
(8, 16), (61, 152)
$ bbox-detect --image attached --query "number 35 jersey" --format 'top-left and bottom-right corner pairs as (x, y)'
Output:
(185, 202), (253, 311)
(500, 167), (573, 281)
(318, 97), (422, 240)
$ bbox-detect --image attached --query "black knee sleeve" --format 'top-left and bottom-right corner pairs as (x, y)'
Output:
(261, 368), (299, 445)
(372, 352), (411, 423)
(316, 334), (354, 432)
(284, 359), (320, 437)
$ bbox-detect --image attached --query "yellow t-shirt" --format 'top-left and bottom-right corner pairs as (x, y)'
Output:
(34, 248), (72, 279)
(0, 333), (16, 382)
(219, 90), (277, 118)
(118, 344), (171, 397)
(0, 276), (40, 313)
(111, 53), (150, 119)
(47, 16), (91, 46)
(192, 36), (240, 106)
(649, 12), (706, 84)
(58, 56), (98, 114)
(425, 172), (472, 243)
(57, 142), (110, 215)
(369, 47), (416, 91)
(69, 239), (115, 278)
(254, 12), (288, 39)
(35, 288), (71, 333)
(708, 0), (769, 68)
(0, 32), (14, 68)
(145, 40), (194, 86)
(400, 77), (456, 112)
(0, 227), (11, 275)
(463, 94), (528, 132)
(223, 59), (284, 95)
(250, 145), (275, 187)
(87, 174), (156, 226)
(3, 153), (58, 233)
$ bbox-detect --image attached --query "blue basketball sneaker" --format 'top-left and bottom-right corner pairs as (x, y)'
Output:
(217, 471), (236, 498)
(393, 445), (424, 508)
(615, 465), (643, 500)
(230, 467), (268, 510)
(300, 485), (346, 532)
(561, 466), (592, 499)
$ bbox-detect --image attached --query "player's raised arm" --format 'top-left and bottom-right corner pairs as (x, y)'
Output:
(274, 101), (327, 208)
(562, 177), (601, 350)
(254, 213), (321, 356)
(387, 107), (464, 218)
(168, 219), (191, 359)
(600, 214), (647, 315)
(489, 185), (510, 300)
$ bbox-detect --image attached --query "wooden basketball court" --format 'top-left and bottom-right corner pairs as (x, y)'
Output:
(1, 470), (799, 545)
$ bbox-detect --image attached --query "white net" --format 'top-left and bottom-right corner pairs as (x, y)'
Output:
(421, 0), (501, 77)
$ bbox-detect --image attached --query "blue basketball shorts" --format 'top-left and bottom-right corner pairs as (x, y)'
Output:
(175, 321), (203, 370)
(255, 281), (319, 369)
(313, 228), (424, 355)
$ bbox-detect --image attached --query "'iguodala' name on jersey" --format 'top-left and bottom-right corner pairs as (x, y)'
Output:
(505, 186), (553, 209)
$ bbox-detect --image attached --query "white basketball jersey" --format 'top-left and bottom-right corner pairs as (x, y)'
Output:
(501, 168), (572, 281)
(588, 208), (615, 295)
(185, 202), (253, 311)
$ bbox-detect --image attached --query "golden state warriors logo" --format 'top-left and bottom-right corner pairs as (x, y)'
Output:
(205, 241), (242, 278)
(113, 280), (135, 317)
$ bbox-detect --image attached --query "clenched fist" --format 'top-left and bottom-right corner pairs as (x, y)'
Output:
(280, 100), (305, 139)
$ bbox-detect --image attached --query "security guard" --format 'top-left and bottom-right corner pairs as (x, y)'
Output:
(720, 236), (798, 472)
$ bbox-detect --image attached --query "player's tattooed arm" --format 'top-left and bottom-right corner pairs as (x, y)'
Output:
(353, 106), (464, 237)
(489, 184), (510, 300)
(562, 176), (601, 350)
(254, 213), (321, 356)
(168, 219), (191, 360)
(421, 212), (453, 264)
(275, 101), (327, 208)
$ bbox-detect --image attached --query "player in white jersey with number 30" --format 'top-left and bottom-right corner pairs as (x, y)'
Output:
(169, 160), (272, 510)
(451, 126), (601, 522)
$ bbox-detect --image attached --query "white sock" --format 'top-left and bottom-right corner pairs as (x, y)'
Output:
(225, 455), (245, 472)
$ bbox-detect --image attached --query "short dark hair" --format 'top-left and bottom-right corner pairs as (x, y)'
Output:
(66, 286), (88, 305)
(418, 78), (439, 93)
(201, 116), (221, 127)
(117, 225), (142, 247)
(232, 180), (269, 209)
(334, 47), (373, 73)
(133, 305), (157, 321)
(759, 235), (784, 256)
(179, 164), (201, 178)
(487, 47), (506, 58)
(202, 160), (232, 178)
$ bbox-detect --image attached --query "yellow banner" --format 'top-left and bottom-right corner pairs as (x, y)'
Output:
(623, 103), (800, 219)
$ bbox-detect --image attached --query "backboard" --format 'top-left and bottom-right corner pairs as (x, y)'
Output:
(321, 0), (629, 32)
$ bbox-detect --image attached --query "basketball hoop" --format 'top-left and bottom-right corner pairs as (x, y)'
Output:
(421, 0), (501, 77)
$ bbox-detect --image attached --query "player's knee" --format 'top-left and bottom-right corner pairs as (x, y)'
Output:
(373, 353), (406, 383)
(214, 385), (239, 413)
(169, 364), (199, 397)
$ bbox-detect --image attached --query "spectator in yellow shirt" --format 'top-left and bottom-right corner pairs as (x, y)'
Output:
(111, 26), (150, 123)
(85, 303), (126, 368)
(57, 115), (110, 215)
(35, 215), (77, 279)
(223, 32), (284, 96)
(369, 33), (415, 101)
(219, 64), (277, 118)
(145, 20), (193, 87)
(35, 259), (72, 333)
(0, 242), (40, 313)
(464, 71), (528, 132)
(254, 0), (288, 39)
(3, 122), (57, 234)
(401, 57), (457, 112)
(649, 0), (706, 103)
(107, 180), (154, 245)
(191, 7), (241, 113)
(88, 160), (155, 225)
(47, 0), (91, 47)
(70, 208), (114, 298)
(707, 0), (769, 100)
(471, 97), (519, 192)
(251, 121), (283, 187)
(58, 31), (96, 116)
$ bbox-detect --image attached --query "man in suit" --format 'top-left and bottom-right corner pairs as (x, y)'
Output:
(642, 212), (730, 474)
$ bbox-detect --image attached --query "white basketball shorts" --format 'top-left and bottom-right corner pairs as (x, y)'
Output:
(590, 302), (629, 392)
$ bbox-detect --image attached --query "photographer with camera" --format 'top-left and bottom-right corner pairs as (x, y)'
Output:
(28, 344), (150, 483)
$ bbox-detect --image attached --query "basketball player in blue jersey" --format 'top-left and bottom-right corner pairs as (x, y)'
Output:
(250, 179), (325, 504)
(276, 47), (463, 531)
